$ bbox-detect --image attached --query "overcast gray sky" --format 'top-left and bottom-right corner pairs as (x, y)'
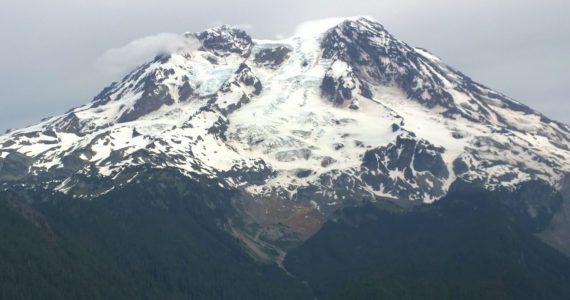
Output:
(0, 0), (568, 132)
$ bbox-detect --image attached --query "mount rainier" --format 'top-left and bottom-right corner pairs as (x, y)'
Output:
(1, 16), (569, 240)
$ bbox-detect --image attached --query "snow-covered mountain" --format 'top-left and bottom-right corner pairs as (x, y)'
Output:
(1, 17), (569, 236)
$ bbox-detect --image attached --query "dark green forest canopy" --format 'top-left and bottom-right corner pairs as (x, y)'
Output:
(285, 181), (570, 300)
(1, 170), (569, 300)
(0, 170), (310, 299)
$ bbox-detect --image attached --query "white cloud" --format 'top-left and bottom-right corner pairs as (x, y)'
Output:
(94, 32), (200, 76)
(293, 16), (359, 37)
(292, 16), (375, 39)
(234, 23), (254, 31)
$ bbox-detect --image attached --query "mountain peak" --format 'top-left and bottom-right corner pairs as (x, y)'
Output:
(292, 16), (380, 39)
(336, 16), (385, 30)
(195, 25), (252, 57)
(1, 19), (569, 236)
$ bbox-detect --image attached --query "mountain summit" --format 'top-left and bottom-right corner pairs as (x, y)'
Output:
(1, 17), (569, 237)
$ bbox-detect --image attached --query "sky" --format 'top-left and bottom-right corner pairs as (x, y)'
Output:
(0, 0), (568, 132)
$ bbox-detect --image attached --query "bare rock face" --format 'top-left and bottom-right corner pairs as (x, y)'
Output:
(360, 134), (448, 201)
(195, 25), (253, 57)
(538, 174), (570, 257)
(213, 63), (262, 116)
(0, 152), (34, 181)
(118, 82), (174, 123)
(254, 46), (292, 68)
(321, 70), (355, 105)
(177, 76), (195, 102)
(55, 113), (83, 134)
